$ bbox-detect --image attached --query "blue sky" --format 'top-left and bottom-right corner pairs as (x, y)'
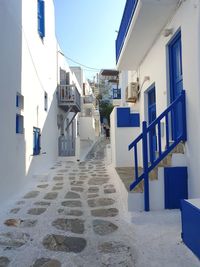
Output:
(54, 0), (126, 79)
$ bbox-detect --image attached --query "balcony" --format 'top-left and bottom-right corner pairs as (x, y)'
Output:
(83, 95), (95, 104)
(58, 85), (81, 112)
(116, 0), (138, 64)
(116, 0), (179, 70)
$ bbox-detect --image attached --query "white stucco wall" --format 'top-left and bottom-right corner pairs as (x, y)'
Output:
(0, 0), (78, 205)
(118, 0), (200, 198)
(21, 0), (59, 178)
(0, 0), (25, 203)
(79, 117), (96, 141)
(110, 107), (140, 167)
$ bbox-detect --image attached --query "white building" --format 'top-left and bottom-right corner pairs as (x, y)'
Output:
(57, 53), (82, 159)
(111, 0), (200, 209)
(111, 0), (200, 257)
(0, 0), (58, 204)
(100, 69), (121, 107)
(71, 67), (101, 144)
(111, 0), (200, 258)
(0, 0), (96, 205)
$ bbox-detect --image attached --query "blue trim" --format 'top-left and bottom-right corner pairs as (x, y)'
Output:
(142, 121), (149, 212)
(181, 200), (200, 259)
(33, 127), (41, 155)
(16, 114), (19, 133)
(16, 114), (24, 134)
(168, 30), (183, 140)
(164, 167), (188, 209)
(129, 90), (187, 211)
(147, 85), (157, 162)
(116, 0), (139, 63)
(38, 0), (45, 38)
(16, 95), (19, 107)
(117, 107), (140, 127)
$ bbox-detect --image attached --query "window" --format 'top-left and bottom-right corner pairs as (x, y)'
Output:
(83, 83), (86, 95)
(44, 91), (48, 111)
(33, 127), (41, 155)
(113, 88), (121, 99)
(38, 0), (45, 38)
(16, 93), (24, 109)
(16, 114), (24, 134)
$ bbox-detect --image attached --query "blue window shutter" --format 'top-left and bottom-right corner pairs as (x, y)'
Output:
(38, 0), (45, 38)
(16, 115), (19, 133)
(16, 95), (19, 107)
(33, 127), (41, 155)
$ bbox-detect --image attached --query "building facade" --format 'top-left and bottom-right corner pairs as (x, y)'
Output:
(0, 0), (96, 204)
(111, 0), (200, 208)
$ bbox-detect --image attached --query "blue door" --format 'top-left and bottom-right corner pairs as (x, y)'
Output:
(148, 86), (157, 162)
(169, 31), (183, 140)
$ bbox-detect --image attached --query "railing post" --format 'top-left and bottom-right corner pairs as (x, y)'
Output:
(181, 90), (187, 141)
(134, 144), (138, 180)
(142, 121), (150, 211)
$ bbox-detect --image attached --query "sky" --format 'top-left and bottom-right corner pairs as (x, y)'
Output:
(53, 0), (126, 79)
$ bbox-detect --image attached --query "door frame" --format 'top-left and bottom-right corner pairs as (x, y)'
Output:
(168, 29), (182, 104)
(167, 29), (183, 140)
(145, 83), (157, 161)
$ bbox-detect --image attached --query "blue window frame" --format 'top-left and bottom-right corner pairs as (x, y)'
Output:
(33, 127), (41, 155)
(16, 94), (19, 107)
(16, 114), (24, 134)
(147, 85), (157, 161)
(16, 93), (24, 109)
(113, 88), (121, 99)
(168, 30), (183, 140)
(38, 0), (45, 38)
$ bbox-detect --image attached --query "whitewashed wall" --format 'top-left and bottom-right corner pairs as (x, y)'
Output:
(21, 0), (59, 179)
(79, 117), (96, 141)
(119, 0), (200, 198)
(110, 107), (140, 167)
(0, 0), (25, 203)
(0, 0), (78, 205)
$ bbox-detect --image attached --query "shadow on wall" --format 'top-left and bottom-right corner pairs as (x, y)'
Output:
(0, 0), (24, 204)
(0, 88), (59, 205)
(25, 90), (59, 180)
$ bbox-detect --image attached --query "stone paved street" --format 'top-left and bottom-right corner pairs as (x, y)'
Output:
(0, 139), (134, 267)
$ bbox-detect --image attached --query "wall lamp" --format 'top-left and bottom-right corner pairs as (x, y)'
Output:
(163, 28), (173, 37)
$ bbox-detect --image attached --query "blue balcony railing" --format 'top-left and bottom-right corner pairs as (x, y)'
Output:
(116, 0), (138, 64)
(128, 91), (187, 211)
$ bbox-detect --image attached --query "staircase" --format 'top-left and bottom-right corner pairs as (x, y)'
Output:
(128, 90), (187, 211)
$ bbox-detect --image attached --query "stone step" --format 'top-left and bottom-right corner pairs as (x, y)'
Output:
(115, 142), (185, 194)
(168, 141), (185, 154)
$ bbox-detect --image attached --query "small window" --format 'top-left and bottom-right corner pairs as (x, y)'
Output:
(16, 93), (24, 109)
(83, 83), (86, 95)
(16, 114), (24, 134)
(113, 88), (121, 99)
(38, 0), (45, 38)
(33, 127), (41, 155)
(44, 91), (48, 111)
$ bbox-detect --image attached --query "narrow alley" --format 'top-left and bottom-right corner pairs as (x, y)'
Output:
(0, 139), (134, 267)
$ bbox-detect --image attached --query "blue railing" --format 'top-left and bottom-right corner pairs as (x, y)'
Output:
(128, 90), (187, 211)
(116, 0), (138, 63)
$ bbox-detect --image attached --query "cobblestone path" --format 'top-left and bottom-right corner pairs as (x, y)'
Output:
(0, 139), (134, 267)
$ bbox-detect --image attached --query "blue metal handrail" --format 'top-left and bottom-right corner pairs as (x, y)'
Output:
(128, 90), (187, 211)
(116, 0), (139, 63)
